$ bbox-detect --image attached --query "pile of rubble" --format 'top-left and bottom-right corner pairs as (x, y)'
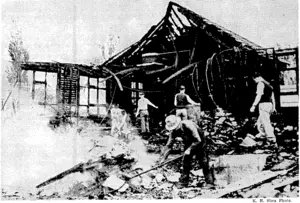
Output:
(3, 147), (298, 200)
(0, 136), (175, 200)
(144, 108), (250, 155)
(101, 166), (212, 200)
(4, 132), (193, 200)
(221, 161), (299, 198)
(199, 108), (244, 155)
(145, 131), (185, 156)
(2, 107), (299, 200)
(2, 136), (138, 200)
(202, 108), (298, 155)
(144, 108), (298, 156)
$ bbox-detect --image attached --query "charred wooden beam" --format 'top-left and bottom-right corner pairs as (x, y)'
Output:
(167, 17), (182, 37)
(62, 68), (65, 105)
(44, 70), (47, 106)
(165, 22), (181, 70)
(33, 81), (46, 85)
(21, 63), (58, 73)
(130, 18), (166, 57)
(171, 7), (186, 28)
(87, 76), (90, 114)
(88, 85), (98, 89)
(173, 7), (230, 49)
(57, 67), (61, 109)
(146, 65), (174, 75)
(68, 67), (72, 105)
(174, 3), (260, 49)
(163, 61), (200, 84)
(79, 104), (107, 107)
(102, 67), (140, 82)
(189, 31), (199, 63)
(123, 85), (162, 93)
(103, 67), (123, 91)
(96, 78), (99, 116)
(21, 62), (105, 78)
(32, 70), (36, 100)
(187, 18), (197, 27)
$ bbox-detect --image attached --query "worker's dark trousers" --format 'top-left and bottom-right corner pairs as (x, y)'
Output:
(181, 142), (214, 184)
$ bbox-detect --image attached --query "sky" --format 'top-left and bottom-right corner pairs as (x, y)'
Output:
(1, 0), (298, 64)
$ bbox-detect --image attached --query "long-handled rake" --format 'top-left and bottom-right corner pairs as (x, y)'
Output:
(121, 154), (184, 181)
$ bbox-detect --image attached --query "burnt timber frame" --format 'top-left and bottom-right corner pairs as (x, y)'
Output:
(96, 1), (296, 123)
(21, 2), (298, 124)
(21, 62), (109, 117)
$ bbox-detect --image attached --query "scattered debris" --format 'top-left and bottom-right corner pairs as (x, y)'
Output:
(271, 159), (297, 171)
(191, 169), (204, 177)
(155, 173), (165, 183)
(2, 106), (298, 200)
(240, 134), (256, 147)
(165, 172), (181, 183)
(102, 175), (125, 190)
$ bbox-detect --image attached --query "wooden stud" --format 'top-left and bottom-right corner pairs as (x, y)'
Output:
(295, 48), (299, 94)
(272, 49), (280, 110)
(87, 76), (90, 115)
(167, 17), (181, 37)
(77, 68), (80, 118)
(32, 70), (35, 100)
(97, 78), (99, 116)
(62, 67), (65, 106)
(44, 70), (47, 110)
(195, 64), (199, 91)
(171, 7), (186, 28)
(187, 18), (197, 27)
(189, 30), (198, 63)
(56, 67), (61, 111)
(69, 67), (73, 105)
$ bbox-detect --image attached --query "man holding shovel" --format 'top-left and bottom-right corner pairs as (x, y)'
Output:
(158, 115), (215, 189)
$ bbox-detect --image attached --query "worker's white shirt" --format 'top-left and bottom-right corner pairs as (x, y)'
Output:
(256, 82), (265, 95)
(138, 97), (151, 110)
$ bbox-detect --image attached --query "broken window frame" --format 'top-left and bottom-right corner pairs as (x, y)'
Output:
(131, 81), (143, 108)
(79, 76), (107, 117)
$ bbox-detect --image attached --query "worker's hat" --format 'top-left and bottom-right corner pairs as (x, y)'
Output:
(165, 115), (181, 131)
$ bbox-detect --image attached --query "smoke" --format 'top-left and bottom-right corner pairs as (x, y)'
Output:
(1, 93), (88, 191)
(128, 135), (159, 171)
(1, 90), (159, 193)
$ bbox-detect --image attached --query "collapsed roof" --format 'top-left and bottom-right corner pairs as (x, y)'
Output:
(99, 1), (262, 72)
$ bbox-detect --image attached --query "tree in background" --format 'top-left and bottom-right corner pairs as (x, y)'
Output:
(90, 34), (120, 65)
(99, 34), (120, 62)
(6, 29), (29, 88)
(2, 29), (30, 112)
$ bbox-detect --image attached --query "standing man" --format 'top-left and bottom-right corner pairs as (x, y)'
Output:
(135, 92), (158, 133)
(158, 115), (215, 189)
(174, 85), (200, 120)
(250, 72), (277, 149)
